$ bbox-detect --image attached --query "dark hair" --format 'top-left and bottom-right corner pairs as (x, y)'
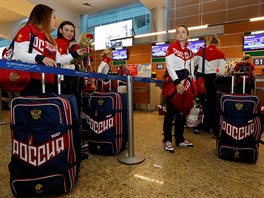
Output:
(209, 36), (220, 45)
(175, 24), (189, 36)
(26, 4), (56, 46)
(57, 21), (76, 42)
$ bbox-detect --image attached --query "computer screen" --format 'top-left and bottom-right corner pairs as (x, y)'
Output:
(187, 39), (205, 53)
(112, 48), (128, 61)
(151, 43), (170, 58)
(243, 33), (264, 51)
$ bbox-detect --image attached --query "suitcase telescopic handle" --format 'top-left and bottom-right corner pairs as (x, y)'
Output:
(231, 72), (246, 94)
(41, 62), (62, 95)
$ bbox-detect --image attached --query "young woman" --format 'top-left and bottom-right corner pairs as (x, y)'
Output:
(12, 4), (86, 95)
(233, 54), (255, 94)
(163, 24), (194, 153)
(97, 48), (112, 74)
(194, 37), (226, 136)
(97, 48), (115, 91)
(55, 20), (77, 94)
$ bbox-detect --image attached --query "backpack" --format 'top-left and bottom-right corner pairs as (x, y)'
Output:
(0, 25), (35, 91)
(2, 26), (35, 60)
(235, 63), (254, 84)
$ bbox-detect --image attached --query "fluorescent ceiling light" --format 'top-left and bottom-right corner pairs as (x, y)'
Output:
(134, 31), (167, 38)
(188, 38), (199, 41)
(188, 25), (208, 30)
(168, 29), (176, 33)
(251, 30), (264, 35)
(249, 16), (264, 22)
(155, 42), (166, 45)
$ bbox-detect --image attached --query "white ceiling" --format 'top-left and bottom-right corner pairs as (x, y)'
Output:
(0, 0), (141, 23)
(0, 0), (145, 39)
(30, 0), (141, 15)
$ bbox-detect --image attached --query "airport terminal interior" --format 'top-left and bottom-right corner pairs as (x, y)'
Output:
(1, 0), (264, 197)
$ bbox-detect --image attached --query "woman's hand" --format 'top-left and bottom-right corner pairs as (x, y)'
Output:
(176, 83), (185, 95)
(42, 57), (56, 67)
(76, 48), (87, 56)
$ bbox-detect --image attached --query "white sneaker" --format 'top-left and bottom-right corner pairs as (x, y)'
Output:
(164, 141), (174, 153)
(177, 140), (194, 147)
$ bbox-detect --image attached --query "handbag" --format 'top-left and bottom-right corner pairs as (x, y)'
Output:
(0, 69), (31, 91)
(196, 77), (205, 95)
(196, 47), (206, 95)
(190, 77), (197, 98)
(170, 78), (194, 116)
(161, 71), (176, 99)
(0, 25), (35, 92)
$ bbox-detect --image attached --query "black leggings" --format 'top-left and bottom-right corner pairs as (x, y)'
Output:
(163, 98), (185, 144)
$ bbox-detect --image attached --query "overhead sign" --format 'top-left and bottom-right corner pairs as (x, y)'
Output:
(156, 63), (164, 70)
(253, 57), (264, 66)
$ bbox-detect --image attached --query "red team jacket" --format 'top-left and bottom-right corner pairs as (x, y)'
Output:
(194, 44), (226, 75)
(165, 41), (195, 85)
(12, 25), (77, 84)
(56, 37), (71, 55)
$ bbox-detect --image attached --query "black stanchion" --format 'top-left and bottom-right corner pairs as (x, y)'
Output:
(117, 75), (145, 164)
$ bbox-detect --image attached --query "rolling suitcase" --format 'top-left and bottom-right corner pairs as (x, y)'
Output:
(81, 80), (128, 155)
(216, 73), (263, 163)
(8, 72), (82, 197)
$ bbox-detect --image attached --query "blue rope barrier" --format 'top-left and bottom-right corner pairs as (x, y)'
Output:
(0, 59), (163, 84)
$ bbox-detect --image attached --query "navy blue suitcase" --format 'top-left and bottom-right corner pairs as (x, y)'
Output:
(216, 75), (263, 163)
(81, 92), (128, 155)
(9, 94), (82, 197)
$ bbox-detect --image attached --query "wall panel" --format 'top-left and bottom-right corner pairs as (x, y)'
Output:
(174, 16), (200, 27)
(227, 0), (259, 8)
(168, 0), (264, 28)
(224, 21), (264, 34)
(175, 5), (199, 18)
(202, 11), (226, 25)
(175, 0), (199, 7)
(227, 5), (259, 22)
(202, 0), (226, 12)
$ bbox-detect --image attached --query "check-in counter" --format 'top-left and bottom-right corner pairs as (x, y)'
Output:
(255, 76), (264, 107)
(217, 75), (264, 107)
(133, 81), (162, 111)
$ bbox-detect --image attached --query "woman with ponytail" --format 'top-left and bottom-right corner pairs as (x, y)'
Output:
(12, 4), (86, 95)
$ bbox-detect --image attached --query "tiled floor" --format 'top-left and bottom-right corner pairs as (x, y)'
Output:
(1, 110), (264, 198)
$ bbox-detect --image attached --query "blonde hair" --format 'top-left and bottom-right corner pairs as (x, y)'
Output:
(101, 48), (112, 58)
(242, 54), (251, 61)
(209, 36), (220, 45)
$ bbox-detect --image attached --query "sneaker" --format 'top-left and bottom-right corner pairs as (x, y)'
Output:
(193, 129), (200, 134)
(177, 140), (194, 147)
(164, 141), (174, 153)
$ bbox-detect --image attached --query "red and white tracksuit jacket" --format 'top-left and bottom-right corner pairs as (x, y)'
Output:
(165, 41), (195, 85)
(97, 56), (111, 74)
(194, 44), (226, 75)
(12, 24), (78, 84)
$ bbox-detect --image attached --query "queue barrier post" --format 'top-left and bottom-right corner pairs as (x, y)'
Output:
(0, 88), (9, 125)
(117, 75), (145, 164)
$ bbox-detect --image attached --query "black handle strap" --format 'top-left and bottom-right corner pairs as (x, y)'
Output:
(187, 49), (192, 76)
(28, 25), (35, 53)
(202, 47), (206, 74)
